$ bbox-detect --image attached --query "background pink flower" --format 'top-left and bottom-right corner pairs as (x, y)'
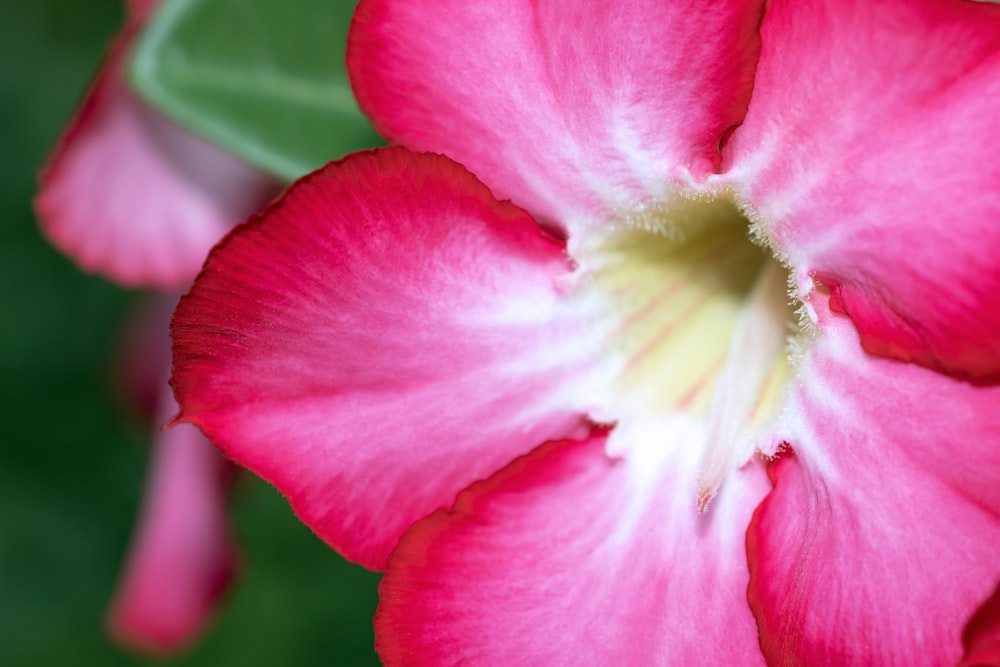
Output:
(34, 0), (275, 654)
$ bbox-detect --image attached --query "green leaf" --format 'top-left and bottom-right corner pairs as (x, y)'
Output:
(130, 0), (381, 182)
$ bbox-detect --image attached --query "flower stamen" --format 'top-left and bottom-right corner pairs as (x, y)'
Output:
(572, 191), (798, 513)
(696, 261), (790, 511)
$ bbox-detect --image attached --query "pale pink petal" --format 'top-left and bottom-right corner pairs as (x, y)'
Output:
(127, 0), (160, 22)
(725, 0), (1000, 381)
(377, 432), (769, 665)
(961, 583), (1000, 667)
(172, 148), (604, 569)
(36, 24), (277, 290)
(747, 311), (1000, 666)
(107, 392), (238, 655)
(349, 0), (763, 232)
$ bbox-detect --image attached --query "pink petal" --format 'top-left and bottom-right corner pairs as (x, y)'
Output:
(746, 311), (1000, 665)
(724, 0), (1000, 381)
(172, 148), (603, 569)
(107, 392), (238, 655)
(961, 583), (1000, 667)
(348, 0), (763, 232)
(127, 0), (160, 22)
(35, 22), (276, 290)
(377, 432), (769, 665)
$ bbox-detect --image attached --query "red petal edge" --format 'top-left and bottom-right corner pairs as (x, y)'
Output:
(961, 582), (1000, 667)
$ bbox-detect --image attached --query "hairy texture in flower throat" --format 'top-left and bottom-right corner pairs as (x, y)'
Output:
(568, 192), (797, 512)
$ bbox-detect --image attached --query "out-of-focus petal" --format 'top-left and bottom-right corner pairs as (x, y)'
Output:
(961, 583), (1000, 667)
(127, 0), (160, 22)
(349, 0), (763, 233)
(746, 311), (1000, 666)
(35, 24), (276, 289)
(172, 148), (607, 569)
(107, 392), (238, 655)
(725, 0), (1000, 381)
(377, 433), (769, 665)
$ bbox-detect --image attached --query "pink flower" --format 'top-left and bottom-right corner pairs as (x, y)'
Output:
(36, 0), (274, 289)
(34, 0), (274, 654)
(105, 297), (241, 655)
(170, 0), (1000, 664)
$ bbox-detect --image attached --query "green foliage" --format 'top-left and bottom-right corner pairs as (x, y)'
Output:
(131, 0), (382, 182)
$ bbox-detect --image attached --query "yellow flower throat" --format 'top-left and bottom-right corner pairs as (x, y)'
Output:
(569, 192), (798, 510)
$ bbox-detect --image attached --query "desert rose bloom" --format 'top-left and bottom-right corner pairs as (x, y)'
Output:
(35, 0), (274, 653)
(170, 0), (1000, 664)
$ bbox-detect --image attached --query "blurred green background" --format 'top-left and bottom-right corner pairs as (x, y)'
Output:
(1, 1), (380, 664)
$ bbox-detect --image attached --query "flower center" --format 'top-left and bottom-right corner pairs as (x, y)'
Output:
(569, 192), (797, 510)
